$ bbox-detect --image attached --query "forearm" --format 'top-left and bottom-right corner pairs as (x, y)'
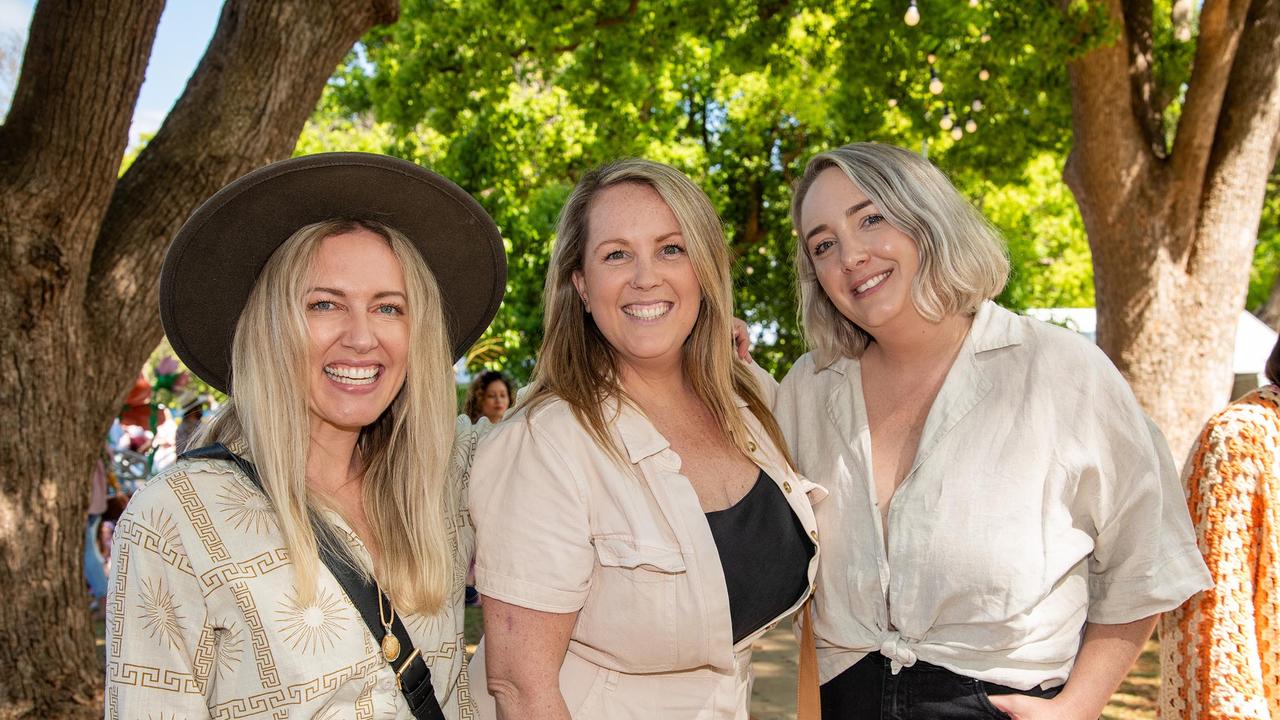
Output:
(482, 596), (577, 720)
(1056, 615), (1158, 718)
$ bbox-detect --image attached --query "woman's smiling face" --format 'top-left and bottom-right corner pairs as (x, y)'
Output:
(303, 228), (410, 435)
(572, 182), (702, 375)
(800, 167), (922, 336)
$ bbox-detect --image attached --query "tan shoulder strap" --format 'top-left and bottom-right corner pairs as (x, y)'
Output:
(796, 599), (821, 719)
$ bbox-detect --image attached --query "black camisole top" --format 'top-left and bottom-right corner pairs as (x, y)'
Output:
(704, 468), (814, 644)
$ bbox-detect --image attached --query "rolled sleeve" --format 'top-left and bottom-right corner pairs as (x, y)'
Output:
(1084, 392), (1212, 624)
(470, 415), (595, 613)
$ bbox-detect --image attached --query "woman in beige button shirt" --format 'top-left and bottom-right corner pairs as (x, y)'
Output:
(469, 159), (823, 719)
(773, 143), (1211, 719)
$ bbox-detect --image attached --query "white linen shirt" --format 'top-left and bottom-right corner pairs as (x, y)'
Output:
(469, 392), (824, 719)
(773, 301), (1212, 691)
(105, 417), (484, 719)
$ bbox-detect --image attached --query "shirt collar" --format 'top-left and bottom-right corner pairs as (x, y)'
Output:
(817, 300), (1022, 376)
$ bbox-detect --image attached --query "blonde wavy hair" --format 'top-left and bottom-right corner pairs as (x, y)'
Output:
(791, 143), (1009, 366)
(520, 159), (791, 466)
(195, 219), (456, 614)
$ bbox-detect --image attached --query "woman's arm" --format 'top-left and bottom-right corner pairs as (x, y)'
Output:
(483, 597), (578, 720)
(988, 614), (1157, 720)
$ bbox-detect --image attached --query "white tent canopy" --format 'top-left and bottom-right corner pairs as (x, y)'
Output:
(1024, 307), (1278, 377)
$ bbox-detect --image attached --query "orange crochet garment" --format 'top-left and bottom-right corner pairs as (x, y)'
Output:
(1159, 384), (1280, 720)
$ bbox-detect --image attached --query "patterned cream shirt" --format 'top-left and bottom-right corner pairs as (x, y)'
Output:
(105, 417), (485, 720)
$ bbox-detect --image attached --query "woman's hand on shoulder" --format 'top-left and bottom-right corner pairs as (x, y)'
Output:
(732, 316), (754, 364)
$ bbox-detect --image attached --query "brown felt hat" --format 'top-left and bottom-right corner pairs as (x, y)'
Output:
(159, 152), (506, 394)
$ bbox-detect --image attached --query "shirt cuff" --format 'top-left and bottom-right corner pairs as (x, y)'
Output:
(475, 565), (589, 614)
(1087, 548), (1213, 624)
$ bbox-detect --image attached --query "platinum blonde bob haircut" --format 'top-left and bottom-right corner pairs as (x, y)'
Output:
(790, 142), (1009, 365)
(195, 219), (457, 614)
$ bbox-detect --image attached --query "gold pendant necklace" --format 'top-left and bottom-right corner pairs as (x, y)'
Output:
(377, 580), (400, 663)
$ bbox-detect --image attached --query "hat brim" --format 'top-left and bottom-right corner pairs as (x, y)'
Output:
(159, 152), (506, 393)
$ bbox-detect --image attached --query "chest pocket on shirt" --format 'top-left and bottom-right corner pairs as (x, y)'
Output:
(576, 536), (686, 671)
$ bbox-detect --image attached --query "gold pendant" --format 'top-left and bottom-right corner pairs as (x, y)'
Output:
(382, 632), (401, 663)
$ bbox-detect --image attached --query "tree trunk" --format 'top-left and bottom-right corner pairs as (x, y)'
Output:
(1063, 0), (1280, 460)
(0, 1), (396, 716)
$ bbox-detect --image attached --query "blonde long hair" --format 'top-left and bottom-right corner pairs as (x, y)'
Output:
(521, 159), (791, 467)
(195, 219), (456, 614)
(791, 143), (1009, 366)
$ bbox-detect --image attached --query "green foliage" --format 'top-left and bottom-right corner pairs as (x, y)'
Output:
(1247, 168), (1280, 312)
(309, 0), (1121, 380)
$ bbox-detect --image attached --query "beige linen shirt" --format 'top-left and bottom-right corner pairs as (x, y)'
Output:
(774, 301), (1212, 691)
(105, 417), (485, 719)
(469, 392), (824, 719)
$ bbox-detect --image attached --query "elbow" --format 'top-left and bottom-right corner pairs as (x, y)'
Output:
(486, 673), (521, 705)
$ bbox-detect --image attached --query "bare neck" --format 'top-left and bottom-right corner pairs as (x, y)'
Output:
(619, 358), (694, 412)
(864, 311), (974, 371)
(305, 420), (362, 499)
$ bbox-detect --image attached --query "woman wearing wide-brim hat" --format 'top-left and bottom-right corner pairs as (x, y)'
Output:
(105, 153), (505, 720)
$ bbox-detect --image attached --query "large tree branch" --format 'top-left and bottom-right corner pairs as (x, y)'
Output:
(1062, 0), (1161, 231)
(1123, 0), (1166, 157)
(86, 0), (398, 370)
(0, 0), (163, 262)
(1186, 0), (1280, 272)
(1169, 0), (1252, 219)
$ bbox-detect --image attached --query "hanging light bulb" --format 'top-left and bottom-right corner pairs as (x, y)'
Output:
(969, 0), (979, 6)
(950, 126), (964, 141)
(887, 98), (899, 108)
(978, 68), (990, 81)
(904, 1), (921, 26)
(927, 53), (937, 65)
(971, 98), (984, 112)
(939, 109), (954, 131)
(929, 68), (944, 95)
(981, 33), (991, 43)
(964, 117), (978, 133)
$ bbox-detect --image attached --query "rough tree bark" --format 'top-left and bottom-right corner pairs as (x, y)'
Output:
(1063, 0), (1280, 459)
(0, 1), (397, 716)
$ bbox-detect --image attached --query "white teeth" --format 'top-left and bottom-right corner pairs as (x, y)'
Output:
(855, 271), (890, 294)
(623, 303), (672, 320)
(325, 365), (379, 385)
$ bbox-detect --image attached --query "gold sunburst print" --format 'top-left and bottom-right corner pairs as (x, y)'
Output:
(213, 623), (243, 679)
(276, 588), (350, 655)
(138, 577), (186, 650)
(217, 480), (275, 535)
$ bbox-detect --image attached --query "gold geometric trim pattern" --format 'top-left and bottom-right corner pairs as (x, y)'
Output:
(168, 471), (230, 563)
(207, 654), (383, 719)
(108, 661), (202, 694)
(229, 583), (279, 689)
(199, 548), (291, 595)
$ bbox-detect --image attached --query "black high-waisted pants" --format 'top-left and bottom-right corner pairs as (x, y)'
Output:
(820, 652), (1062, 720)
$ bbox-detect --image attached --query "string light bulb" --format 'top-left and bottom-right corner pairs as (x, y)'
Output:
(904, 1), (921, 26)
(927, 53), (937, 65)
(981, 33), (991, 43)
(969, 0), (979, 6)
(887, 98), (899, 108)
(950, 126), (964, 141)
(965, 117), (978, 133)
(929, 68), (944, 95)
(939, 109), (954, 131)
(978, 68), (990, 81)
(971, 98), (984, 112)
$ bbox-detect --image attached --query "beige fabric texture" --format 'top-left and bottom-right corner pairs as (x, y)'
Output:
(773, 300), (1212, 691)
(469, 392), (824, 719)
(105, 417), (486, 720)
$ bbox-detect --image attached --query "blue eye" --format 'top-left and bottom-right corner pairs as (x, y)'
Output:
(375, 304), (404, 316)
(660, 244), (685, 256)
(812, 239), (835, 257)
(308, 300), (335, 311)
(604, 249), (626, 261)
(861, 214), (885, 228)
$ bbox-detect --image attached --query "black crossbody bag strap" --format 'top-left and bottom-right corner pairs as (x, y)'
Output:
(181, 444), (446, 720)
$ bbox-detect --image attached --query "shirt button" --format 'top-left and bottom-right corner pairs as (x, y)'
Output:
(746, 439), (757, 453)
(809, 529), (818, 542)
(782, 480), (792, 493)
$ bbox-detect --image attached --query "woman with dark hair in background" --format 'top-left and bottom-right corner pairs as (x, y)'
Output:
(465, 370), (514, 424)
(1160, 335), (1280, 720)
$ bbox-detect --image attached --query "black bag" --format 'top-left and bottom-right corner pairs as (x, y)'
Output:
(181, 443), (447, 720)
